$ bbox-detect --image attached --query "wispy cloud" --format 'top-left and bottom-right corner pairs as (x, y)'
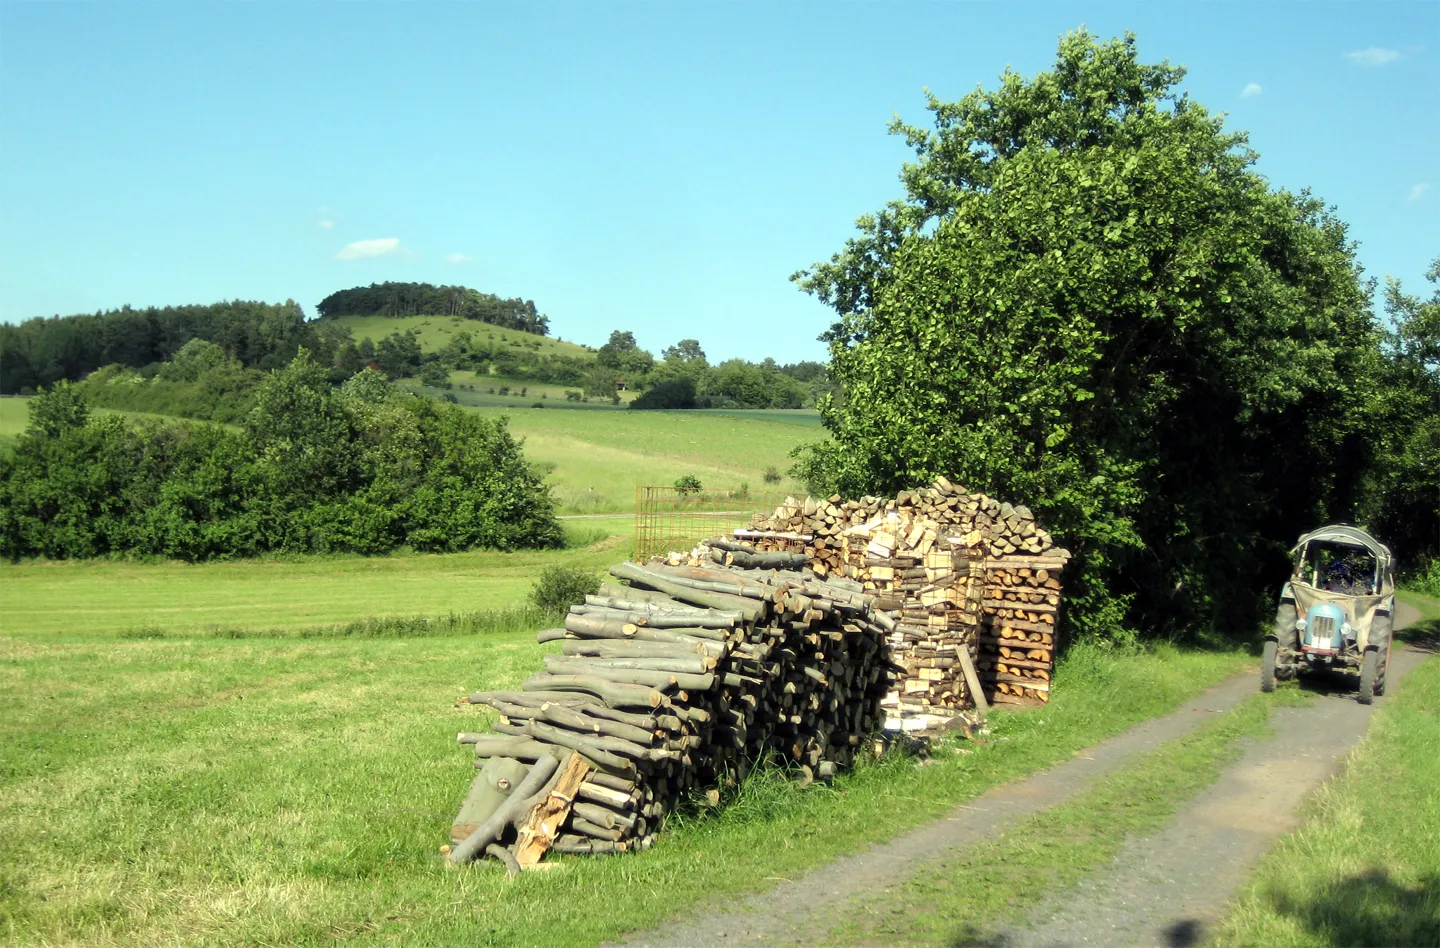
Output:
(1241, 82), (1263, 98)
(1409, 183), (1430, 203)
(1345, 46), (1401, 66)
(444, 252), (473, 264)
(336, 238), (404, 260)
(317, 219), (335, 229)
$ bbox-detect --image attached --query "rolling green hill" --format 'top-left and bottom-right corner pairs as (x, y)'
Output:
(327, 314), (597, 359)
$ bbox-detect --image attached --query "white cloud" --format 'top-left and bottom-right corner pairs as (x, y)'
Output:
(317, 219), (335, 229)
(1345, 46), (1401, 66)
(335, 237), (404, 260)
(1241, 82), (1262, 98)
(1409, 183), (1431, 203)
(444, 252), (473, 264)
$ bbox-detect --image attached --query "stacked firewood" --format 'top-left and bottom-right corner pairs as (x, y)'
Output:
(448, 555), (892, 867)
(733, 478), (1068, 717)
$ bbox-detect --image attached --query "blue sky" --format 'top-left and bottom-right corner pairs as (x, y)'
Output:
(1, 2), (1435, 362)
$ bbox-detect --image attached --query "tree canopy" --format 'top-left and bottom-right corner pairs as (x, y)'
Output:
(0, 299), (321, 395)
(794, 30), (1381, 641)
(315, 282), (549, 335)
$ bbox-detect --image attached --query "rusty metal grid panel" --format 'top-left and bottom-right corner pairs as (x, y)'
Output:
(632, 486), (794, 562)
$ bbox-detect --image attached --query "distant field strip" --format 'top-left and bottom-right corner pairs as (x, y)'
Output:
(0, 531), (630, 637)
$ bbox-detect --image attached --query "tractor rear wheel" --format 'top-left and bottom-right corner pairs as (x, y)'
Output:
(1261, 640), (1278, 693)
(1373, 616), (1393, 697)
(1359, 648), (1379, 705)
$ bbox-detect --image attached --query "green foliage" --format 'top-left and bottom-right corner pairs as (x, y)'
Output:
(1357, 260), (1440, 568)
(793, 30), (1377, 642)
(78, 356), (263, 424)
(315, 281), (549, 334)
(0, 354), (563, 560)
(0, 298), (322, 394)
(25, 380), (89, 437)
(375, 330), (423, 378)
(763, 465), (782, 485)
(630, 376), (698, 410)
(418, 361), (452, 388)
(529, 564), (601, 613)
(675, 474), (703, 494)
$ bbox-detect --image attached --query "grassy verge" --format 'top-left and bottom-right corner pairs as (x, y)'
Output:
(825, 686), (1310, 946)
(1207, 591), (1440, 947)
(0, 639), (1250, 946)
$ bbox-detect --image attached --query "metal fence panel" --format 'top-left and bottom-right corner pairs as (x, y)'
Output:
(632, 486), (794, 562)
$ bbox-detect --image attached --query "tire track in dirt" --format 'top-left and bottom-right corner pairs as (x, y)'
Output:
(618, 668), (1264, 946)
(998, 602), (1426, 948)
(616, 604), (1426, 948)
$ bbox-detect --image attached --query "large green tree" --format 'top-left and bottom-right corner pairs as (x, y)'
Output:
(793, 30), (1377, 641)
(1360, 260), (1440, 569)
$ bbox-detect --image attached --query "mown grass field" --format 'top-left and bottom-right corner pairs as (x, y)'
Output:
(0, 605), (1252, 947)
(1210, 590), (1440, 947)
(328, 314), (597, 359)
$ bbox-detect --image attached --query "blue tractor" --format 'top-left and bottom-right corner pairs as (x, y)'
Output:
(1262, 525), (1396, 704)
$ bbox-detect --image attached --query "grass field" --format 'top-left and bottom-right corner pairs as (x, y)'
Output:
(328, 314), (598, 359)
(0, 614), (1252, 947)
(468, 405), (817, 513)
(1209, 590), (1440, 947)
(0, 394), (821, 514)
(0, 520), (629, 637)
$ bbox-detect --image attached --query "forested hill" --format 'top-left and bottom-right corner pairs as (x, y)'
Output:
(315, 282), (549, 335)
(0, 300), (330, 395)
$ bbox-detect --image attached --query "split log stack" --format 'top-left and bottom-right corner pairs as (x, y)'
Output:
(448, 558), (893, 866)
(722, 478), (1068, 720)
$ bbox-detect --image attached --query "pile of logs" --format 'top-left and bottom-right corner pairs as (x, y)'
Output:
(448, 555), (893, 867)
(729, 478), (1068, 718)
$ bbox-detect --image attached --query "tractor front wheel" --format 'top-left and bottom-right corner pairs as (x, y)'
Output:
(1261, 640), (1278, 693)
(1359, 648), (1379, 705)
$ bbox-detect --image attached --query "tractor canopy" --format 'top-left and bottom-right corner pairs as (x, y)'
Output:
(1286, 524), (1395, 649)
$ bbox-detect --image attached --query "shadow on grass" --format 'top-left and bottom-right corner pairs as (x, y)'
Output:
(1397, 615), (1440, 654)
(945, 870), (1440, 948)
(1248, 868), (1440, 947)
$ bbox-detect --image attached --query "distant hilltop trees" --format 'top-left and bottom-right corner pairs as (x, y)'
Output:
(316, 282), (549, 335)
(0, 300), (322, 395)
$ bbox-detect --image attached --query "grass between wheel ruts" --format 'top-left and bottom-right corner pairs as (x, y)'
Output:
(1207, 590), (1440, 947)
(0, 638), (1249, 946)
(821, 685), (1311, 946)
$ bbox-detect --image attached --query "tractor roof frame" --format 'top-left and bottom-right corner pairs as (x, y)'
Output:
(1290, 525), (1394, 573)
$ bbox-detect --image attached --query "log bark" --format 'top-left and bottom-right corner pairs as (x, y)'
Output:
(449, 754), (558, 864)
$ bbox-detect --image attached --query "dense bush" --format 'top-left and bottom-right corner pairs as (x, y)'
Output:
(530, 565), (601, 613)
(793, 31), (1383, 643)
(0, 356), (563, 560)
(77, 343), (265, 424)
(629, 377), (697, 410)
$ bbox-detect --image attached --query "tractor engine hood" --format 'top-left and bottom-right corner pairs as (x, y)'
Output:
(1290, 583), (1389, 650)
